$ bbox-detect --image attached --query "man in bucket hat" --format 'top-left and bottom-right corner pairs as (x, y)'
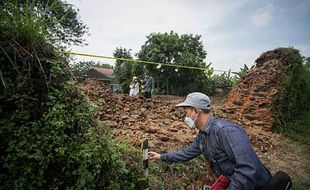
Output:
(148, 92), (271, 190)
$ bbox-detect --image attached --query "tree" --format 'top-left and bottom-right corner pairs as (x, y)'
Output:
(113, 47), (135, 93)
(304, 57), (310, 69)
(0, 1), (147, 189)
(232, 64), (250, 78)
(137, 31), (210, 95)
(0, 0), (88, 48)
(212, 70), (234, 88)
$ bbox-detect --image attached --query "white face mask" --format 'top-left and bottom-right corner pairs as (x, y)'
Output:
(184, 110), (198, 129)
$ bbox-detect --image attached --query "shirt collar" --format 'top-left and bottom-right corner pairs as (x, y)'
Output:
(203, 116), (213, 134)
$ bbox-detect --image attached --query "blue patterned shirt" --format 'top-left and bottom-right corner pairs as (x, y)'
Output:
(161, 117), (271, 190)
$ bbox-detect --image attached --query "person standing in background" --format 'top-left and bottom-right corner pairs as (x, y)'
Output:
(143, 73), (154, 99)
(129, 76), (139, 97)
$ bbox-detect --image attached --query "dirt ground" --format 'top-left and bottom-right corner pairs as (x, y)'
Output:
(75, 49), (310, 189)
(76, 79), (309, 189)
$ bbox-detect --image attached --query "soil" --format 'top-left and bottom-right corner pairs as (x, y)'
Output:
(75, 49), (309, 189)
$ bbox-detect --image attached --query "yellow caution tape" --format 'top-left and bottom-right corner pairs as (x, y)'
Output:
(59, 51), (229, 72)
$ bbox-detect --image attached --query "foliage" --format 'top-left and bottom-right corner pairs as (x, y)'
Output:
(229, 64), (254, 86)
(109, 142), (148, 189)
(0, 0), (88, 48)
(0, 85), (147, 189)
(211, 69), (234, 88)
(232, 64), (252, 78)
(303, 57), (310, 68)
(137, 31), (210, 96)
(275, 111), (310, 146)
(274, 110), (310, 190)
(303, 57), (310, 73)
(204, 63), (214, 79)
(273, 48), (310, 126)
(0, 1), (146, 189)
(292, 180), (310, 190)
(148, 155), (211, 189)
(113, 47), (144, 93)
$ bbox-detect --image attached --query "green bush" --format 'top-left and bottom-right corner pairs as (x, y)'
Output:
(0, 1), (146, 189)
(272, 48), (310, 126)
(0, 85), (147, 189)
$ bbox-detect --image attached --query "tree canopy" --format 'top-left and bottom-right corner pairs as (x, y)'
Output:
(136, 31), (210, 95)
(0, 0), (88, 48)
(113, 47), (136, 93)
(0, 1), (146, 189)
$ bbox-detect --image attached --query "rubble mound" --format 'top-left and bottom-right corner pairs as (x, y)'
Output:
(219, 48), (294, 130)
(78, 79), (310, 188)
(76, 47), (308, 187)
(77, 79), (277, 155)
(76, 79), (110, 102)
(77, 79), (195, 151)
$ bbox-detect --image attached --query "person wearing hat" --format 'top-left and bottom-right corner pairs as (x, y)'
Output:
(143, 73), (154, 99)
(129, 76), (139, 97)
(148, 92), (271, 190)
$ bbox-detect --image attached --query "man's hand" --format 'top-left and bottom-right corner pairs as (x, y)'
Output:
(148, 151), (161, 161)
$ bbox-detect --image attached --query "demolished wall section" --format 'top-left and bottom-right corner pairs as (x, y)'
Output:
(219, 48), (298, 130)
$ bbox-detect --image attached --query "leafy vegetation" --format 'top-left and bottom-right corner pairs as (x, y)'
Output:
(272, 48), (310, 126)
(277, 111), (310, 147)
(147, 155), (211, 189)
(271, 49), (310, 189)
(303, 57), (310, 68)
(211, 69), (234, 88)
(136, 31), (212, 96)
(112, 32), (252, 96)
(2, 1), (308, 190)
(303, 57), (310, 73)
(113, 47), (142, 93)
(274, 110), (310, 190)
(0, 0), (88, 48)
(232, 64), (251, 78)
(0, 1), (146, 189)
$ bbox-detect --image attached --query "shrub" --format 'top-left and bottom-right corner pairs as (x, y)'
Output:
(0, 1), (146, 189)
(273, 48), (310, 126)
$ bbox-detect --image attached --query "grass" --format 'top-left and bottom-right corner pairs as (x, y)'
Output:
(274, 111), (310, 190)
(148, 155), (210, 189)
(276, 111), (310, 147)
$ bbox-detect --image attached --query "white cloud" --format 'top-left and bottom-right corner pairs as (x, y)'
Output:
(67, 0), (248, 67)
(65, 1), (309, 72)
(251, 5), (273, 28)
(207, 48), (258, 73)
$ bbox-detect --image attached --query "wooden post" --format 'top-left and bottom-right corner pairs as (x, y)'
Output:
(142, 139), (149, 189)
(166, 79), (169, 95)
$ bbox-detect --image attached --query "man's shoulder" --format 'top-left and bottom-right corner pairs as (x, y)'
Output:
(212, 118), (233, 127)
(212, 118), (241, 132)
(211, 119), (246, 143)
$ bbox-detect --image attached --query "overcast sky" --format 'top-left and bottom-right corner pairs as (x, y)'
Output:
(66, 0), (310, 72)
